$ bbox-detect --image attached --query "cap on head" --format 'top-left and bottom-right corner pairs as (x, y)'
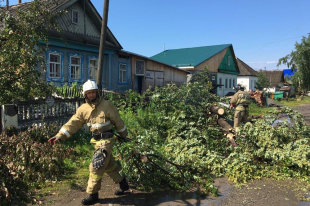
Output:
(83, 80), (98, 95)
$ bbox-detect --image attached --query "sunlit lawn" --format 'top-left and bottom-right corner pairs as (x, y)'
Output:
(275, 96), (310, 107)
(249, 102), (277, 116)
(249, 96), (310, 116)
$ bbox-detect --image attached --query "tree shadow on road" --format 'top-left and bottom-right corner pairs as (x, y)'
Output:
(97, 190), (205, 206)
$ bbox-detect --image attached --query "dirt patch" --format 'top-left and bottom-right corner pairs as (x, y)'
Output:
(221, 178), (309, 206)
(32, 176), (309, 206)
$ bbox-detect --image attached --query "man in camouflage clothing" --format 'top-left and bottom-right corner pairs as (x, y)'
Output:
(48, 80), (129, 205)
(230, 85), (250, 132)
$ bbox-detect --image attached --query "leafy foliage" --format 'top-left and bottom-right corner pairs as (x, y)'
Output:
(0, 124), (76, 205)
(278, 34), (310, 91)
(255, 72), (270, 90)
(55, 82), (83, 98)
(0, 0), (59, 104)
(114, 72), (309, 192)
(1, 69), (309, 204)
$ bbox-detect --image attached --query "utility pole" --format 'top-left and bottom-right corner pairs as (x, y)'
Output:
(96, 0), (109, 91)
(6, 0), (9, 9)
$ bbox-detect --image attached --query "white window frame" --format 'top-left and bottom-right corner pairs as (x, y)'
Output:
(49, 53), (61, 78)
(70, 56), (81, 80)
(72, 10), (79, 24)
(119, 63), (127, 83)
(135, 60), (145, 76)
(89, 58), (98, 80)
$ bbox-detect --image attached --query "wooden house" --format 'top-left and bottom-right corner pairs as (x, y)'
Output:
(118, 51), (189, 93)
(151, 44), (240, 96)
(6, 0), (189, 94)
(260, 70), (284, 92)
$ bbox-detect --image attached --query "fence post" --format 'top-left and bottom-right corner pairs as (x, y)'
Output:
(1, 104), (18, 131)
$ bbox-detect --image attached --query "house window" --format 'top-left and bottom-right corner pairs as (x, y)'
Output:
(136, 60), (145, 76)
(119, 63), (127, 83)
(49, 53), (61, 78)
(229, 79), (232, 88)
(211, 75), (216, 81)
(225, 79), (228, 88)
(228, 56), (231, 66)
(72, 10), (79, 24)
(219, 78), (222, 86)
(89, 58), (98, 80)
(233, 79), (235, 87)
(70, 56), (81, 80)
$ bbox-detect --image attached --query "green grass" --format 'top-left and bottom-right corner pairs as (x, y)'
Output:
(275, 96), (310, 107)
(33, 140), (93, 203)
(249, 102), (277, 116)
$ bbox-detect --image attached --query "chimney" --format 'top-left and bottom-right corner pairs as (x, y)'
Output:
(18, 0), (22, 4)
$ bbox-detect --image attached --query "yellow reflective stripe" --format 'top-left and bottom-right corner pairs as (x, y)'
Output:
(90, 172), (103, 180)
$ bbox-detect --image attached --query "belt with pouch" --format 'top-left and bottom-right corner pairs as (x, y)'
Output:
(92, 130), (114, 140)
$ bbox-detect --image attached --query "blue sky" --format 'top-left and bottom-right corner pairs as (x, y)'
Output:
(3, 0), (310, 71)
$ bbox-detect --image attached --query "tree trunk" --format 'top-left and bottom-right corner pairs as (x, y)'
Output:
(210, 106), (225, 116)
(217, 118), (233, 132)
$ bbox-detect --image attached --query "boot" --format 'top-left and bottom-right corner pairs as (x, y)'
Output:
(81, 192), (98, 205)
(114, 177), (129, 195)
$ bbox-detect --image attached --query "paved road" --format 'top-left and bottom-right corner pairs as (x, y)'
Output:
(293, 104), (310, 125)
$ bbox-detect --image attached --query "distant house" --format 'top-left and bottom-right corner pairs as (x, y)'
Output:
(151, 44), (240, 96)
(236, 58), (258, 91)
(260, 70), (284, 92)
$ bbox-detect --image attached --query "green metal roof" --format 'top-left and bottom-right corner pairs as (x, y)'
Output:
(151, 44), (232, 67)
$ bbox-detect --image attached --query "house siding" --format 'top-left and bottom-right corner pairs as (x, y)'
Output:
(129, 56), (187, 92)
(195, 48), (227, 73)
(111, 54), (132, 92)
(237, 76), (258, 91)
(55, 2), (100, 38)
(218, 48), (239, 74)
(45, 43), (115, 88)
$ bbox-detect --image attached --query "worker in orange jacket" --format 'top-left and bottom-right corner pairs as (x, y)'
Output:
(48, 80), (129, 205)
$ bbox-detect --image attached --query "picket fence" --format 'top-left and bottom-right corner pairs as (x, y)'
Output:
(1, 96), (84, 132)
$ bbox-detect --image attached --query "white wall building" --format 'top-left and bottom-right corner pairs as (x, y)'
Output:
(236, 58), (258, 91)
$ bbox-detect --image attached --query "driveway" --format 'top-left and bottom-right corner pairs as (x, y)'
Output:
(292, 103), (310, 125)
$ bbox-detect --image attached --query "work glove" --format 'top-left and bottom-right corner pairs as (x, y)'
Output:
(92, 148), (107, 169)
(48, 136), (61, 145)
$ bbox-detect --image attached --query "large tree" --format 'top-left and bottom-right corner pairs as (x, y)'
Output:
(0, 0), (59, 104)
(278, 34), (310, 91)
